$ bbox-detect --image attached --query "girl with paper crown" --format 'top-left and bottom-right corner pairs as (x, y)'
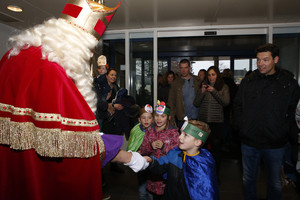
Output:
(127, 104), (154, 199)
(139, 100), (179, 198)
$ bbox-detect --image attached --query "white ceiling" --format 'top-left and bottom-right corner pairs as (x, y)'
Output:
(1, 0), (300, 31)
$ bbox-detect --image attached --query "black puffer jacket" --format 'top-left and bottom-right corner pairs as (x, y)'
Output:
(233, 68), (300, 148)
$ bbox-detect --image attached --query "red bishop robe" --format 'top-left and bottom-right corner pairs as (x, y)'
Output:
(0, 46), (106, 200)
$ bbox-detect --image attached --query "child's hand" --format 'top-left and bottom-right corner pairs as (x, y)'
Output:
(156, 140), (164, 149)
(144, 156), (152, 163)
(151, 141), (159, 149)
(152, 140), (163, 149)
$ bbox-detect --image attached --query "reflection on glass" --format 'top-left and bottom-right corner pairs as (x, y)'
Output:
(130, 38), (153, 107)
(158, 60), (168, 75)
(219, 59), (230, 72)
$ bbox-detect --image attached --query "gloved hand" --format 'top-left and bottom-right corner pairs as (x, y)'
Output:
(124, 151), (149, 172)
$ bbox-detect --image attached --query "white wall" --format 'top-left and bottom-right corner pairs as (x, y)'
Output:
(0, 24), (19, 58)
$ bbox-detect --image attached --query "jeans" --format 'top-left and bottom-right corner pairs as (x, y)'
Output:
(138, 182), (153, 200)
(138, 171), (153, 200)
(241, 144), (286, 200)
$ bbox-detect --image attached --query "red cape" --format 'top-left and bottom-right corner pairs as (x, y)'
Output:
(0, 46), (105, 200)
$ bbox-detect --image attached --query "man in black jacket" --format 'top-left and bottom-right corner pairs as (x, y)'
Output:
(233, 43), (300, 200)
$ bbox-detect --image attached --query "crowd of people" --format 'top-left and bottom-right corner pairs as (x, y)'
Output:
(95, 44), (300, 200)
(0, 0), (299, 199)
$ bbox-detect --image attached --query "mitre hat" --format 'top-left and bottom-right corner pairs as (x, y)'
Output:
(60, 0), (120, 40)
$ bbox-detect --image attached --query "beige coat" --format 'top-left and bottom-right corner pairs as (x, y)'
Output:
(167, 75), (201, 124)
(193, 84), (230, 123)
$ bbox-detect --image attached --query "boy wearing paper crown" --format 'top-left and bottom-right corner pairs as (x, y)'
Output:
(93, 55), (111, 130)
(94, 55), (110, 101)
(126, 104), (154, 199)
(144, 118), (219, 200)
(127, 104), (154, 152)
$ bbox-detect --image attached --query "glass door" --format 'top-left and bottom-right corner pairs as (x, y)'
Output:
(129, 33), (154, 107)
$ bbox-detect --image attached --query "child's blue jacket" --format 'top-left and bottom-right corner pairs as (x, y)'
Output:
(148, 147), (219, 200)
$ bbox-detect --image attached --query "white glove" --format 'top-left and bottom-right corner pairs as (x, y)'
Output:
(124, 151), (149, 172)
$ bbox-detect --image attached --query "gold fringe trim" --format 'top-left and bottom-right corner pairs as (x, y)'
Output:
(0, 117), (105, 159)
(0, 102), (98, 127)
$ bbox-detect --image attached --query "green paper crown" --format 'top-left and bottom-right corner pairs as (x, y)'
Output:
(182, 124), (209, 143)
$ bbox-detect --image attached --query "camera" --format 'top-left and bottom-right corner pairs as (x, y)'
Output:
(203, 79), (209, 88)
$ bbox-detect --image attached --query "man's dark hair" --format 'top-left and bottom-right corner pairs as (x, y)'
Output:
(256, 43), (279, 58)
(179, 59), (190, 67)
(199, 69), (207, 80)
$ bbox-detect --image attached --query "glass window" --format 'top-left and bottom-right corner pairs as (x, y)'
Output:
(252, 58), (257, 71)
(219, 57), (230, 72)
(158, 59), (168, 75)
(191, 59), (214, 76)
(130, 36), (153, 107)
(273, 29), (300, 81)
(158, 34), (265, 81)
(234, 58), (250, 84)
(94, 39), (126, 88)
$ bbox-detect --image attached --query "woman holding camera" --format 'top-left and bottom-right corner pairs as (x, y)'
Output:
(193, 65), (230, 180)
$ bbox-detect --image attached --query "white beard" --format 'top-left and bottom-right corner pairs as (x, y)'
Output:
(8, 18), (98, 113)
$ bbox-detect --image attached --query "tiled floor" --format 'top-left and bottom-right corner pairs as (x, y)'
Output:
(102, 140), (299, 200)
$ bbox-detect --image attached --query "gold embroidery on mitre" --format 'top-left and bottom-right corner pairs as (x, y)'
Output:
(0, 102), (98, 127)
(0, 117), (105, 160)
(60, 0), (120, 40)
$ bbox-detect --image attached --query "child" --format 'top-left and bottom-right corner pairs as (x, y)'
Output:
(127, 104), (154, 152)
(127, 104), (154, 200)
(144, 119), (219, 200)
(139, 101), (179, 199)
(94, 55), (110, 101)
(93, 55), (110, 130)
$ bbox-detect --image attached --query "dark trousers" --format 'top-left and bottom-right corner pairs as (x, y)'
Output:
(203, 122), (224, 178)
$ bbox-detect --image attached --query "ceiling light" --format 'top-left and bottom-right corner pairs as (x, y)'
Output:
(7, 5), (23, 12)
